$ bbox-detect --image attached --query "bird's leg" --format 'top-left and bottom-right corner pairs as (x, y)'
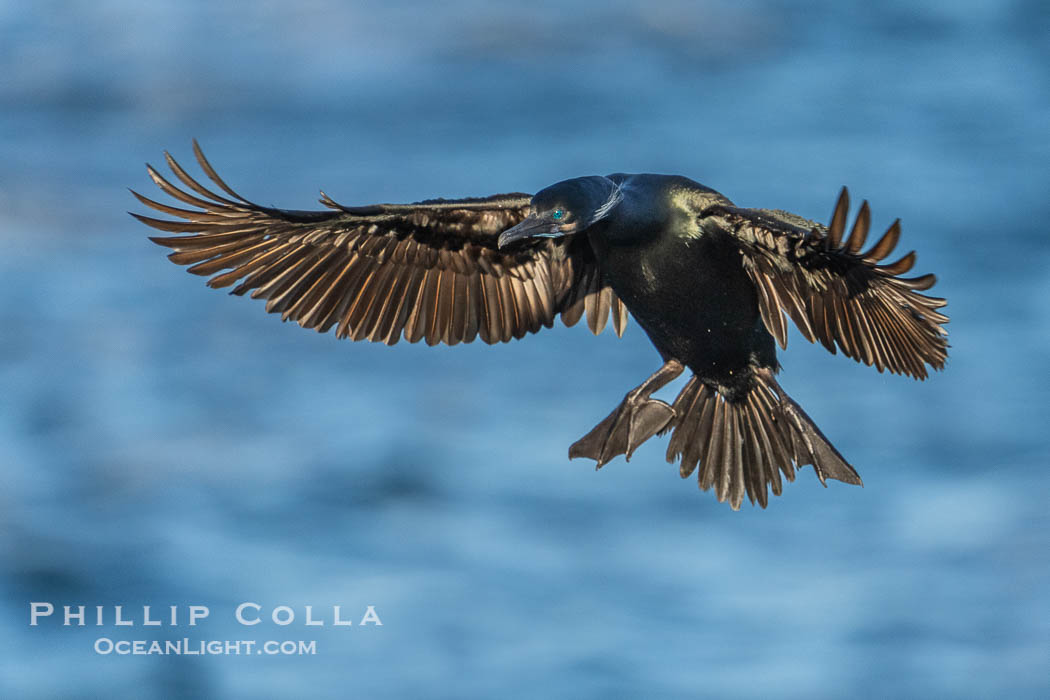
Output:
(569, 359), (684, 467)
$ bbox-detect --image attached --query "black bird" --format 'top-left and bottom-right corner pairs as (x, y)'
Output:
(133, 143), (948, 509)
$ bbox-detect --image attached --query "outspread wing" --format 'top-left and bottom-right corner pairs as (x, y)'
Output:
(704, 188), (948, 379)
(133, 142), (628, 346)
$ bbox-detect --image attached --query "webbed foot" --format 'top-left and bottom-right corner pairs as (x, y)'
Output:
(569, 396), (675, 467)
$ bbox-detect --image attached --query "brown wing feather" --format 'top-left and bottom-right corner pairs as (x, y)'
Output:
(133, 142), (629, 346)
(705, 187), (949, 379)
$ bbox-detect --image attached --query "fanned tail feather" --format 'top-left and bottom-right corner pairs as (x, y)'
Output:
(665, 368), (862, 509)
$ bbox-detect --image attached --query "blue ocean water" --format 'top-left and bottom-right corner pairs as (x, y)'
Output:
(1, 1), (1047, 697)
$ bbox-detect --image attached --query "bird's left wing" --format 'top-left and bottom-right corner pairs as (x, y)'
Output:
(133, 142), (628, 346)
(703, 188), (948, 379)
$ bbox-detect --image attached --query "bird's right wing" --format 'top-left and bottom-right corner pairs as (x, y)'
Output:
(704, 188), (948, 379)
(133, 142), (628, 346)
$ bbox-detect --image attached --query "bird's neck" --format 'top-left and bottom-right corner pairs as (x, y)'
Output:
(591, 182), (668, 246)
(591, 175), (733, 250)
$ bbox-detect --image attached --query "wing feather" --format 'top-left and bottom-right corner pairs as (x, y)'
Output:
(705, 187), (948, 379)
(135, 143), (630, 346)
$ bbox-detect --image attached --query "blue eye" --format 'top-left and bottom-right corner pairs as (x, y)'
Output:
(552, 209), (565, 220)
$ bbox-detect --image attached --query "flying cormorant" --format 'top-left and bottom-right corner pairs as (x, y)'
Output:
(133, 142), (948, 509)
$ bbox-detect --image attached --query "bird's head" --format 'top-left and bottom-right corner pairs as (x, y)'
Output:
(498, 176), (622, 249)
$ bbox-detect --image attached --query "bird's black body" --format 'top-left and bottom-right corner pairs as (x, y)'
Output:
(135, 144), (949, 509)
(585, 174), (777, 399)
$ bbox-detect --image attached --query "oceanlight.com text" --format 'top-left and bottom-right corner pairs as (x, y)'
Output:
(94, 638), (317, 655)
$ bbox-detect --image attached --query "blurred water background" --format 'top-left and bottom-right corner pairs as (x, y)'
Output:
(1, 1), (1048, 698)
